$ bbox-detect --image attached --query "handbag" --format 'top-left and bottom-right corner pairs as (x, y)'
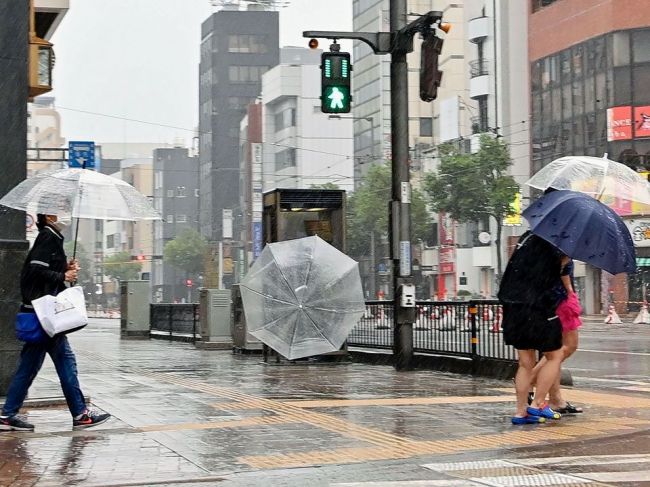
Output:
(15, 312), (49, 343)
(32, 286), (88, 337)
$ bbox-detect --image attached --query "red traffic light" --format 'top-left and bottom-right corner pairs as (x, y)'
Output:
(308, 38), (319, 49)
(185, 279), (193, 287)
(136, 254), (145, 261)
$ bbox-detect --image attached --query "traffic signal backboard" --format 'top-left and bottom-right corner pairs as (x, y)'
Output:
(321, 51), (351, 113)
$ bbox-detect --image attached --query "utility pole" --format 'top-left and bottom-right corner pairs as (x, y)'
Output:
(304, 3), (447, 371)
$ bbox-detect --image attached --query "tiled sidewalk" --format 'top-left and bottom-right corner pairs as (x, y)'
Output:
(1, 319), (649, 486)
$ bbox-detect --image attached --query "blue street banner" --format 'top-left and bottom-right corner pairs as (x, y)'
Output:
(68, 141), (95, 169)
(253, 222), (263, 259)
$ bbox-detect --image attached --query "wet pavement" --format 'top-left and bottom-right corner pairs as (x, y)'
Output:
(1, 318), (649, 486)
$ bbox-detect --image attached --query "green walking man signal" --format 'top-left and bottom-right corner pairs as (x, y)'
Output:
(320, 51), (351, 113)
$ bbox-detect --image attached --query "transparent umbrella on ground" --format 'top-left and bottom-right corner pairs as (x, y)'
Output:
(525, 155), (650, 207)
(0, 168), (161, 256)
(239, 235), (366, 360)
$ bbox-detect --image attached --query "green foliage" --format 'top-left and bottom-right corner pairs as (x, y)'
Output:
(63, 241), (92, 287)
(163, 228), (208, 276)
(423, 135), (519, 275)
(347, 163), (432, 256)
(310, 182), (341, 190)
(104, 251), (142, 281)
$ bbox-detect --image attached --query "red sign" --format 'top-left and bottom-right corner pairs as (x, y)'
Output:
(439, 247), (455, 274)
(607, 106), (632, 141)
(635, 106), (650, 138)
(438, 213), (455, 246)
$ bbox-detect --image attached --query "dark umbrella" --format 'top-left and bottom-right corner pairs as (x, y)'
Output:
(522, 190), (636, 275)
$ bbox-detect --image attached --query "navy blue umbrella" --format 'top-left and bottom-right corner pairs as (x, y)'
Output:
(522, 190), (636, 275)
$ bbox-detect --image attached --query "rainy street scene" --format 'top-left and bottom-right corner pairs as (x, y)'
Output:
(2, 0), (650, 486)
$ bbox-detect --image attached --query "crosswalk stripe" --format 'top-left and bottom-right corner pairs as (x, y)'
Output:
(512, 453), (650, 467)
(472, 473), (594, 486)
(579, 470), (650, 482)
(332, 482), (475, 486)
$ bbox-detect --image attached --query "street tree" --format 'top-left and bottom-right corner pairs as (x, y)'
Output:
(163, 228), (208, 277)
(63, 241), (92, 288)
(348, 162), (432, 258)
(103, 251), (142, 281)
(423, 134), (519, 277)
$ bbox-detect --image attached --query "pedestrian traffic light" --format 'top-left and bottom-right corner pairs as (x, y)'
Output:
(136, 254), (145, 261)
(185, 279), (193, 288)
(420, 32), (444, 102)
(321, 51), (351, 113)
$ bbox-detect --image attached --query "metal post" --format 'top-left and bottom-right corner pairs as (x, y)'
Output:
(370, 231), (377, 299)
(218, 240), (223, 289)
(390, 0), (414, 371)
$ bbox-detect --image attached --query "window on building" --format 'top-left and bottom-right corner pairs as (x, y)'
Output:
(419, 118), (433, 137)
(228, 35), (269, 54)
(167, 189), (174, 198)
(633, 30), (650, 64)
(194, 188), (200, 197)
(229, 65), (269, 84)
(275, 108), (297, 131)
(176, 186), (187, 197)
(478, 96), (489, 132)
(166, 215), (174, 223)
(106, 234), (114, 248)
(275, 147), (296, 171)
(531, 0), (558, 13)
(176, 215), (187, 223)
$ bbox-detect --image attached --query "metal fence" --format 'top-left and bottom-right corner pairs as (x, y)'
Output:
(150, 304), (200, 342)
(348, 300), (516, 362)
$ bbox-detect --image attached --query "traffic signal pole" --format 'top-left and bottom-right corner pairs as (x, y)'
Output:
(389, 0), (414, 371)
(304, 4), (445, 372)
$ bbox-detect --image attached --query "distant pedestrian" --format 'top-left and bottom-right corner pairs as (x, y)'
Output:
(0, 214), (110, 432)
(498, 231), (565, 424)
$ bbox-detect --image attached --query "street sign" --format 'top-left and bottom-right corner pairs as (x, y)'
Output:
(68, 141), (95, 168)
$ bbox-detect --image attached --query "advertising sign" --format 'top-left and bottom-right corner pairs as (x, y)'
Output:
(503, 192), (522, 226)
(625, 218), (650, 247)
(634, 106), (650, 138)
(607, 106), (632, 141)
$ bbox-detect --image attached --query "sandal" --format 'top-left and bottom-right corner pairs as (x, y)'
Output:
(512, 415), (546, 425)
(555, 401), (583, 414)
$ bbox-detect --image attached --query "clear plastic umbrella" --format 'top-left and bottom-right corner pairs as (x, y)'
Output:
(239, 235), (365, 360)
(525, 155), (650, 205)
(0, 168), (160, 220)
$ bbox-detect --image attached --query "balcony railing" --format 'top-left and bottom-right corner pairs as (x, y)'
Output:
(469, 59), (489, 78)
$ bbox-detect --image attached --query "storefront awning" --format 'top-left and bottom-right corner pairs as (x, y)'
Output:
(636, 257), (650, 267)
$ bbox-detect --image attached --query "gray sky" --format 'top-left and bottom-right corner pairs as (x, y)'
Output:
(50, 0), (352, 145)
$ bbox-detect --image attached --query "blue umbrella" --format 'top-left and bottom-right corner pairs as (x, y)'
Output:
(522, 190), (636, 275)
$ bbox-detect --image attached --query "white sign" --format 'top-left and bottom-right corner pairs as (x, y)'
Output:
(625, 218), (650, 247)
(439, 96), (460, 143)
(223, 209), (233, 239)
(251, 143), (263, 223)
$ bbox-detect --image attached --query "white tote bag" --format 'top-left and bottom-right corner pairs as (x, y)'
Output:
(32, 286), (88, 337)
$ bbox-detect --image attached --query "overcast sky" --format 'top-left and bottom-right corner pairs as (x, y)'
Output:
(50, 0), (352, 145)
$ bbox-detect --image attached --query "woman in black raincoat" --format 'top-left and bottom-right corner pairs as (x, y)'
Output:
(498, 230), (567, 424)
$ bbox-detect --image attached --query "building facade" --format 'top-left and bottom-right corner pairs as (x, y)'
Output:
(198, 5), (279, 242)
(152, 148), (200, 302)
(352, 0), (531, 299)
(529, 0), (650, 313)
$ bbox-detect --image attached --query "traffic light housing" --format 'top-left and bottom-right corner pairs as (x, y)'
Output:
(321, 51), (352, 113)
(420, 33), (443, 102)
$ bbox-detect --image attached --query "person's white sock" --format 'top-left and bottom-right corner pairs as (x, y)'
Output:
(74, 410), (87, 420)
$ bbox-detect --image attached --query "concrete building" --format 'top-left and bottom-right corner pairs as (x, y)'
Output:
(152, 148), (200, 302)
(235, 48), (354, 280)
(26, 96), (66, 177)
(198, 5), (280, 242)
(352, 1), (531, 299)
(261, 47), (354, 192)
(529, 0), (650, 314)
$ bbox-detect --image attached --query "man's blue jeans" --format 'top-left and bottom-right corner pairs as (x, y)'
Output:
(1, 335), (86, 417)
